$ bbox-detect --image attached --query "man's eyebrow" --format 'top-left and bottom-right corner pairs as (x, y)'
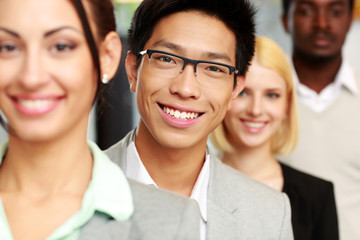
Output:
(152, 40), (183, 52)
(152, 40), (232, 62)
(297, 0), (346, 7)
(297, 1), (314, 6)
(329, 1), (347, 7)
(44, 26), (83, 37)
(204, 52), (232, 63)
(0, 27), (20, 38)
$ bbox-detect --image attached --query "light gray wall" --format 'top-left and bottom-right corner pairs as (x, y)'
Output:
(0, 127), (6, 143)
(0, 111), (6, 143)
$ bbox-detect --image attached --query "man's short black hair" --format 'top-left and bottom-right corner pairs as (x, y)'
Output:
(282, 0), (355, 15)
(127, 0), (256, 78)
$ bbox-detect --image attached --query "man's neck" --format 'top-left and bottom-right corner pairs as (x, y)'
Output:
(134, 124), (207, 197)
(292, 53), (342, 94)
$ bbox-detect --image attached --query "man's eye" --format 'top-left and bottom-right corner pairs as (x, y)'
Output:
(207, 66), (223, 72)
(159, 56), (173, 63)
(297, 7), (314, 16)
(330, 8), (345, 17)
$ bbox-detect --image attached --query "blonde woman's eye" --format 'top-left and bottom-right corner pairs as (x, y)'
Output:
(267, 93), (279, 99)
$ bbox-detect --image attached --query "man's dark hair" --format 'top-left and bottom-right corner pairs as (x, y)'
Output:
(127, 0), (256, 78)
(282, 0), (355, 15)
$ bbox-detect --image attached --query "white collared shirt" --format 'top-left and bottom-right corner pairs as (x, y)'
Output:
(292, 61), (358, 112)
(126, 141), (209, 240)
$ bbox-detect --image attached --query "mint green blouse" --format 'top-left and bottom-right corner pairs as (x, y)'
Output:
(0, 141), (134, 240)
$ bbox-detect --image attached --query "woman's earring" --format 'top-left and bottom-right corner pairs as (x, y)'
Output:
(102, 73), (109, 84)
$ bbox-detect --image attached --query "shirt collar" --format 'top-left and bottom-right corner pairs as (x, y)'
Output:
(126, 140), (209, 222)
(87, 140), (134, 221)
(336, 61), (358, 94)
(292, 60), (358, 95)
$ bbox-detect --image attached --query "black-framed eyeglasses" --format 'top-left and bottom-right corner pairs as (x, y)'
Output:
(139, 49), (238, 82)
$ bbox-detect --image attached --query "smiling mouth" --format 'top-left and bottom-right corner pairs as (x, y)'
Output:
(243, 120), (266, 129)
(18, 99), (56, 109)
(160, 104), (202, 120)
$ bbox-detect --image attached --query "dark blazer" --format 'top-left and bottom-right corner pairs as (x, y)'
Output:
(281, 163), (339, 240)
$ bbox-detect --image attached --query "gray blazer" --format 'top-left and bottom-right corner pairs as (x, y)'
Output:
(105, 130), (294, 240)
(80, 179), (200, 240)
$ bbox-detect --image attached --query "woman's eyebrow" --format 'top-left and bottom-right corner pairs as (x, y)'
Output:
(0, 26), (83, 39)
(0, 27), (20, 38)
(44, 26), (83, 37)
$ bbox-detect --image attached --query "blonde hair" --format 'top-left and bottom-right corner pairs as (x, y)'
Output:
(210, 36), (298, 156)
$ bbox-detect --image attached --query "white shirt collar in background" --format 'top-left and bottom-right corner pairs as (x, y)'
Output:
(292, 60), (358, 112)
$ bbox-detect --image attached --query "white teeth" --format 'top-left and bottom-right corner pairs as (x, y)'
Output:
(244, 121), (265, 128)
(174, 110), (180, 118)
(18, 99), (54, 109)
(162, 106), (200, 120)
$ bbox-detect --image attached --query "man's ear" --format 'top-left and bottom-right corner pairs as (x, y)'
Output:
(125, 51), (138, 93)
(99, 31), (122, 82)
(281, 13), (290, 33)
(228, 76), (245, 110)
(232, 76), (245, 99)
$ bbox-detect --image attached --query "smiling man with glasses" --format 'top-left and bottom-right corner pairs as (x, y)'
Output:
(105, 0), (293, 239)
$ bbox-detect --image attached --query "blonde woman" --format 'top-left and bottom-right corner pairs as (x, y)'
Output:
(211, 36), (338, 240)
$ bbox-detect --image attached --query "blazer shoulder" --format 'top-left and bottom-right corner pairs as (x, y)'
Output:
(104, 130), (135, 170)
(216, 159), (287, 200)
(210, 157), (291, 221)
(208, 157), (293, 240)
(128, 180), (200, 240)
(281, 163), (334, 194)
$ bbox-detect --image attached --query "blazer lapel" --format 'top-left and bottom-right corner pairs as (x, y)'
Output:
(206, 152), (240, 240)
(105, 129), (136, 172)
(207, 199), (239, 240)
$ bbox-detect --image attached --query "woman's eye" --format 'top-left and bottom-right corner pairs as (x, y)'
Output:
(50, 43), (76, 53)
(0, 43), (18, 56)
(267, 93), (279, 99)
(238, 90), (247, 97)
(0, 45), (15, 52)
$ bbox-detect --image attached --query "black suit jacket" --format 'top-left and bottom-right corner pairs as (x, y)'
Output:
(281, 163), (339, 240)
